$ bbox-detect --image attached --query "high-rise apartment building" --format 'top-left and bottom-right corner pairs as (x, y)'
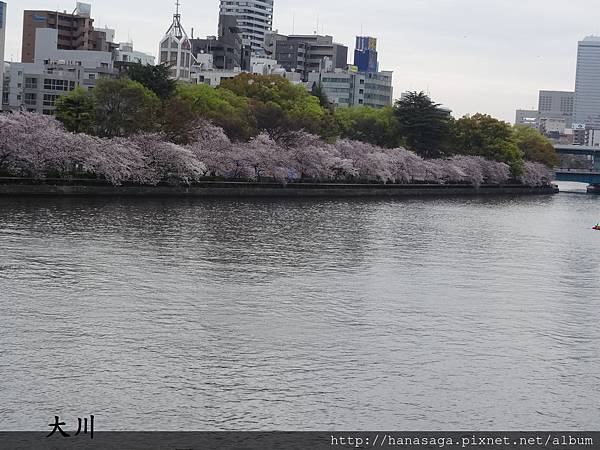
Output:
(354, 36), (378, 73)
(573, 36), (600, 130)
(0, 1), (6, 110)
(22, 2), (116, 63)
(219, 0), (274, 51)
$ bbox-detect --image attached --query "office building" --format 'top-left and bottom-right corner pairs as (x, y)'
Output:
(515, 109), (540, 128)
(354, 36), (378, 73)
(21, 2), (116, 63)
(539, 90), (574, 125)
(538, 90), (574, 135)
(574, 36), (600, 132)
(265, 33), (348, 81)
(515, 90), (575, 138)
(219, 0), (274, 51)
(191, 15), (245, 70)
(5, 28), (113, 114)
(0, 1), (6, 110)
(307, 62), (393, 109)
(159, 3), (193, 81)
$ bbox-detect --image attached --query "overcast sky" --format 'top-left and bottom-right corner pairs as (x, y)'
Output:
(3, 0), (599, 122)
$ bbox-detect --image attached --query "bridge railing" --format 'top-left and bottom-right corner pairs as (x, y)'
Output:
(555, 168), (600, 173)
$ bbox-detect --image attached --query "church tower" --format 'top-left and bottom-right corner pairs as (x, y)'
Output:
(159, 1), (192, 82)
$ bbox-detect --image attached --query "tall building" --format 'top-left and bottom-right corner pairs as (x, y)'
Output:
(159, 2), (193, 81)
(219, 0), (274, 51)
(0, 1), (6, 111)
(573, 36), (600, 130)
(21, 2), (116, 63)
(265, 33), (348, 81)
(354, 36), (378, 73)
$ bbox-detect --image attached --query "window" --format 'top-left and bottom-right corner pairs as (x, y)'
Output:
(539, 96), (552, 111)
(24, 93), (37, 106)
(25, 78), (38, 89)
(43, 94), (59, 107)
(43, 79), (75, 91)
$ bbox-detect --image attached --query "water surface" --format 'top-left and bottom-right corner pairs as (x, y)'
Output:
(1, 191), (599, 430)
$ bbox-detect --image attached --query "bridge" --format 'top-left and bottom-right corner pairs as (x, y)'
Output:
(554, 144), (600, 186)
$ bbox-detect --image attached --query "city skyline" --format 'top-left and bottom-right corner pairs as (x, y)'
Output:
(1, 0), (599, 122)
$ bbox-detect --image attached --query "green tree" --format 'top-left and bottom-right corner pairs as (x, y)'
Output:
(55, 87), (96, 134)
(393, 91), (452, 158)
(221, 73), (325, 136)
(335, 106), (400, 148)
(311, 81), (332, 110)
(125, 63), (176, 101)
(451, 113), (524, 175)
(513, 125), (560, 168)
(162, 96), (198, 144)
(94, 78), (161, 137)
(175, 83), (256, 141)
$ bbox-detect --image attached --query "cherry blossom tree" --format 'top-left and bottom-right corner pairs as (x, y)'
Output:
(519, 161), (555, 187)
(0, 111), (554, 188)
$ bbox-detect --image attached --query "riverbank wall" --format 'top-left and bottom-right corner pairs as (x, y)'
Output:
(0, 179), (559, 197)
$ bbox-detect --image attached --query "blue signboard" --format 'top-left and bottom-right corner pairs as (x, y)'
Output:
(0, 2), (5, 29)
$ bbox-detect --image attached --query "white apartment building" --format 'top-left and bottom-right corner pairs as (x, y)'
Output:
(191, 53), (300, 86)
(5, 28), (113, 114)
(219, 0), (274, 51)
(114, 42), (155, 66)
(307, 63), (393, 109)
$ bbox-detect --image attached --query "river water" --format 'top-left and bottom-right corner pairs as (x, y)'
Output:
(1, 186), (600, 431)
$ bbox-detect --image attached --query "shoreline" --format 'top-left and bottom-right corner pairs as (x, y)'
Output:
(0, 180), (559, 197)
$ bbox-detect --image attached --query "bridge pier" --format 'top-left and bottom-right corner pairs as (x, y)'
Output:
(587, 184), (600, 194)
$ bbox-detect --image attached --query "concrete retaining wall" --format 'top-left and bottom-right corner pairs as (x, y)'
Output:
(0, 180), (559, 197)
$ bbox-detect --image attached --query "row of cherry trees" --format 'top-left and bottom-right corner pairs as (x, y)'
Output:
(0, 112), (553, 187)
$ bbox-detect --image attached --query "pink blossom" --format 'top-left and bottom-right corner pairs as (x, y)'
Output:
(0, 111), (551, 187)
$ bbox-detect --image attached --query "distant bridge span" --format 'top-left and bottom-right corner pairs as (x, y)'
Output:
(554, 144), (600, 156)
(554, 145), (600, 185)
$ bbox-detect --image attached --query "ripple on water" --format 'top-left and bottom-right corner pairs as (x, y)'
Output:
(1, 195), (600, 430)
